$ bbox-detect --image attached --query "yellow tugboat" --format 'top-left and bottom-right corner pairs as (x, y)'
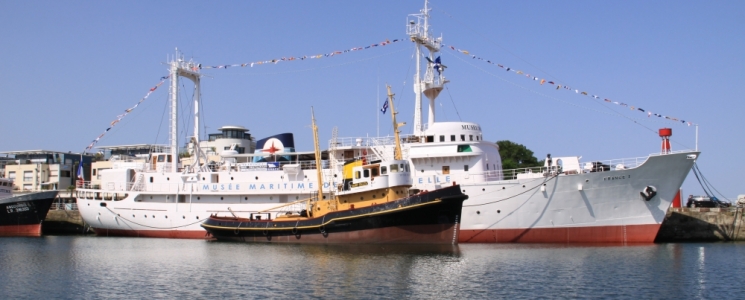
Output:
(201, 86), (468, 244)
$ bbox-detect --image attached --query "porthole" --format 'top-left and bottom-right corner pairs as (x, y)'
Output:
(244, 197), (248, 200)
(167, 177), (170, 181)
(360, 197), (363, 200)
(144, 215), (147, 218)
(482, 188), (485, 191)
(132, 214), (135, 217)
(270, 197), (273, 200)
(522, 185), (525, 188)
(585, 179), (589, 183)
(165, 215), (168, 219)
(220, 197), (224, 200)
(304, 175), (307, 179)
(477, 211), (480, 214)
(281, 176), (283, 179)
(322, 196), (326, 199)
(152, 215), (155, 218)
(231, 177), (234, 180)
(255, 176), (258, 180)
(202, 177), (205, 181)
(196, 216), (199, 220)
(197, 197), (200, 200)
(182, 216), (185, 219)
(150, 196), (153, 199)
(334, 174), (337, 178)
(502, 187), (506, 190)
(497, 210), (501, 213)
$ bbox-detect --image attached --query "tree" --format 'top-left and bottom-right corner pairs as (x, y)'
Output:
(496, 140), (543, 170)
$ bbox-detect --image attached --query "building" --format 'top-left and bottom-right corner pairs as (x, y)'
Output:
(1, 150), (94, 192)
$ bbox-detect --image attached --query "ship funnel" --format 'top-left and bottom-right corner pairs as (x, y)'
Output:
(659, 128), (672, 154)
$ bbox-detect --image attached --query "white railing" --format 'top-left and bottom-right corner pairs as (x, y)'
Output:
(51, 203), (78, 211)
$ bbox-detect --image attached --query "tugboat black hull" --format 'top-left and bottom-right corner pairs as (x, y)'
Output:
(203, 185), (467, 244)
(0, 191), (57, 237)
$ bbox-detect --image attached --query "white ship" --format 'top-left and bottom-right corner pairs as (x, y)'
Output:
(76, 54), (338, 238)
(328, 1), (699, 243)
(78, 1), (698, 243)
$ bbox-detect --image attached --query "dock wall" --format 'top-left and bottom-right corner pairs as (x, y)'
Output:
(656, 207), (745, 242)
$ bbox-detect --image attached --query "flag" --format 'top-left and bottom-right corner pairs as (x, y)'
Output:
(76, 159), (84, 187)
(77, 161), (84, 181)
(380, 100), (389, 114)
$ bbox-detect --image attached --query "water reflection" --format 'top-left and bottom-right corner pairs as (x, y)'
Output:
(1, 237), (743, 299)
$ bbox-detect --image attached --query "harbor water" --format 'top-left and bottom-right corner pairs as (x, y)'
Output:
(1, 237), (744, 299)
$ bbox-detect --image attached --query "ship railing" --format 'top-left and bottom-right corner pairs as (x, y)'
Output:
(500, 167), (550, 180)
(50, 202), (78, 211)
(582, 156), (650, 171)
(233, 160), (330, 172)
(332, 135), (419, 148)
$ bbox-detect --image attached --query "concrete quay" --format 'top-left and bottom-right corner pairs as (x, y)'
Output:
(656, 207), (745, 242)
(43, 207), (91, 235)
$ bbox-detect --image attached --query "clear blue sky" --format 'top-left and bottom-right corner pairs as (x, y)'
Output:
(2, 1), (743, 199)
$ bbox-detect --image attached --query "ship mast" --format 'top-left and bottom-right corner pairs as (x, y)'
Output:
(168, 49), (201, 172)
(407, 0), (448, 137)
(387, 85), (404, 160)
(311, 107), (324, 200)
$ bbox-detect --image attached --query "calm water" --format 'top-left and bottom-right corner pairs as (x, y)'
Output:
(1, 237), (743, 299)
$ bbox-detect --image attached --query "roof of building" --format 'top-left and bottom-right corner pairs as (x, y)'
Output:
(0, 150), (91, 156)
(94, 144), (168, 151)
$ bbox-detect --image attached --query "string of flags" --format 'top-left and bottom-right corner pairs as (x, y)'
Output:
(84, 75), (170, 153)
(82, 38), (406, 153)
(443, 45), (694, 126)
(199, 39), (403, 70)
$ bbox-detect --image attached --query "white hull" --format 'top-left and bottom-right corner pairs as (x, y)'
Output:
(415, 151), (697, 243)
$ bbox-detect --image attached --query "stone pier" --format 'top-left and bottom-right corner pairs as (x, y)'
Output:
(656, 207), (745, 242)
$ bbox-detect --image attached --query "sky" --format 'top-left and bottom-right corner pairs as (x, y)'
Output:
(1, 0), (743, 200)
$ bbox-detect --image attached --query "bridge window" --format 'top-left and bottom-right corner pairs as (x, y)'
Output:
(457, 145), (472, 152)
(381, 166), (387, 175)
(439, 135), (445, 142)
(363, 169), (370, 178)
(390, 164), (399, 173)
(450, 135), (456, 142)
(355, 171), (361, 179)
(371, 168), (379, 177)
(426, 136), (434, 143)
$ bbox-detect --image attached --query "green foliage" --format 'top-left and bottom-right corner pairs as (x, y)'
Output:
(496, 140), (543, 170)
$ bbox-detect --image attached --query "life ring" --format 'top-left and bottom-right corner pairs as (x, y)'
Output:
(361, 150), (368, 165)
(640, 186), (657, 201)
